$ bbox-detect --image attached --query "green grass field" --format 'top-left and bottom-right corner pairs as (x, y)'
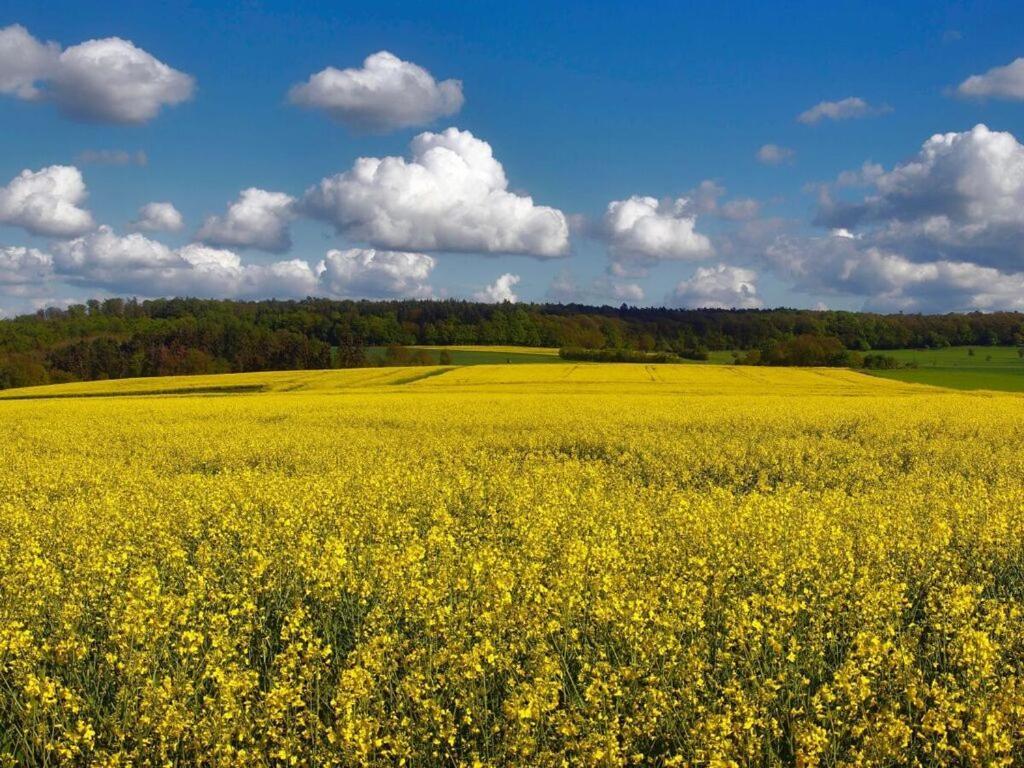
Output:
(679, 346), (1024, 392)
(706, 350), (741, 364)
(866, 346), (1024, 392)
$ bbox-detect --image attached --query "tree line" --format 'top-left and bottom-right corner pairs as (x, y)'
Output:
(2, 296), (1024, 388)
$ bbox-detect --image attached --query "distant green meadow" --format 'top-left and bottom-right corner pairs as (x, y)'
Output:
(865, 346), (1024, 392)
(701, 346), (1024, 392)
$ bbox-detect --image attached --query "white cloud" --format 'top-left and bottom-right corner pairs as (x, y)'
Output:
(302, 127), (569, 257)
(0, 246), (53, 287)
(797, 97), (885, 125)
(611, 281), (644, 303)
(176, 243), (241, 271)
(51, 226), (319, 299)
(7, 232), (437, 303)
(757, 124), (1024, 311)
(197, 188), (296, 253)
(0, 25), (193, 124)
(669, 264), (761, 308)
(132, 202), (184, 233)
(957, 58), (1024, 100)
(77, 149), (148, 166)
(815, 124), (1024, 270)
(765, 231), (1024, 312)
(51, 37), (193, 124)
(257, 259), (322, 298)
(474, 272), (520, 303)
(756, 144), (794, 165)
(600, 195), (713, 270)
(186, 250), (319, 300)
(0, 164), (94, 237)
(0, 24), (58, 99)
(318, 248), (434, 299)
(289, 50), (463, 132)
(54, 226), (178, 278)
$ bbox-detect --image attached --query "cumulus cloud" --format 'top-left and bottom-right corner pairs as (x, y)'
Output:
(752, 124), (1024, 311)
(797, 97), (886, 124)
(302, 127), (569, 257)
(765, 231), (1024, 312)
(956, 58), (1024, 100)
(767, 234), (906, 298)
(0, 164), (94, 237)
(76, 149), (148, 166)
(756, 144), (795, 165)
(318, 248), (434, 299)
(52, 226), (319, 298)
(172, 246), (319, 300)
(815, 124), (1024, 270)
(52, 37), (193, 124)
(610, 281), (645, 303)
(600, 195), (713, 271)
(594, 183), (760, 274)
(289, 51), (463, 132)
(197, 188), (296, 253)
(0, 246), (53, 289)
(5, 231), (437, 303)
(0, 24), (58, 99)
(131, 202), (184, 233)
(474, 272), (520, 303)
(669, 264), (761, 309)
(0, 24), (193, 124)
(54, 226), (178, 277)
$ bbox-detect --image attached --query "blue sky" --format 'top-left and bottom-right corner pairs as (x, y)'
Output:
(2, 0), (1024, 314)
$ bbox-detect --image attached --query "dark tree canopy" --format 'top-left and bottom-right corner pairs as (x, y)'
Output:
(1, 296), (1023, 389)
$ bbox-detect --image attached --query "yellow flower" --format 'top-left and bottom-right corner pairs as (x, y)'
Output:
(0, 363), (1022, 764)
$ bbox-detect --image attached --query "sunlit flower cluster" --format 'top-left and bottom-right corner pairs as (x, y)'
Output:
(1, 364), (1023, 765)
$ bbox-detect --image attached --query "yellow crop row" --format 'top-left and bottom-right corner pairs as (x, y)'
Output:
(1, 364), (1022, 765)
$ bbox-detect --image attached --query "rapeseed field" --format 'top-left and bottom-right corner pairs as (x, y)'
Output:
(1, 364), (1023, 766)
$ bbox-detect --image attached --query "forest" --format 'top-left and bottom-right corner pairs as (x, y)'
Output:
(2, 296), (1024, 388)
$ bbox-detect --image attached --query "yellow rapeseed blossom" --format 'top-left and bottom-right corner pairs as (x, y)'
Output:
(0, 363), (1022, 765)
